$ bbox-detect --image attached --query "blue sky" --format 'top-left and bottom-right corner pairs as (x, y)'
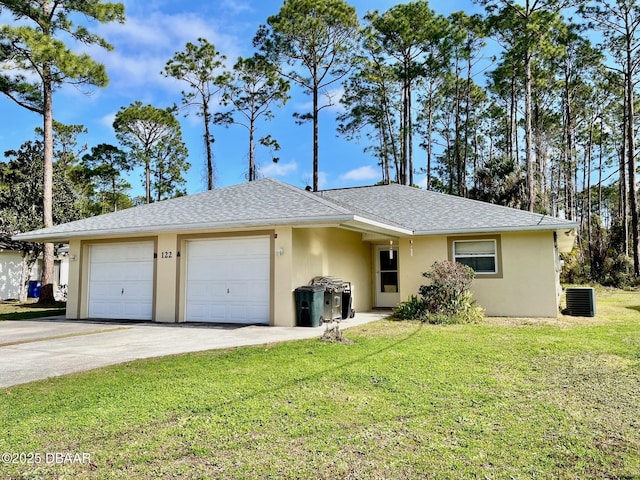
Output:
(0, 0), (483, 196)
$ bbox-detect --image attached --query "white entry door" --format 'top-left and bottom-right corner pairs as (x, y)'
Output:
(88, 242), (154, 320)
(185, 237), (270, 324)
(375, 245), (400, 308)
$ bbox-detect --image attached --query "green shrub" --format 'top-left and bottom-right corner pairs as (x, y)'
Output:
(393, 295), (428, 321)
(602, 254), (637, 288)
(393, 261), (484, 324)
(422, 308), (485, 325)
(561, 248), (589, 285)
(419, 260), (476, 315)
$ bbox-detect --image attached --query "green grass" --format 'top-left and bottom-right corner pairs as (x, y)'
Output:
(1, 289), (639, 479)
(0, 300), (66, 320)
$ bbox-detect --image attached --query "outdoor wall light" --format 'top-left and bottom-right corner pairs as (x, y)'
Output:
(70, 254), (77, 261)
(275, 247), (285, 256)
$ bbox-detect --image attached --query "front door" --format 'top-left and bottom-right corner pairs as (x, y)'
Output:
(375, 245), (399, 308)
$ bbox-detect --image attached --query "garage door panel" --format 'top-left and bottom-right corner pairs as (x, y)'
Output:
(124, 302), (151, 318)
(89, 301), (116, 317)
(189, 281), (227, 299)
(227, 305), (248, 321)
(88, 242), (154, 320)
(91, 243), (150, 263)
(133, 264), (154, 280)
(249, 304), (268, 320)
(185, 237), (270, 324)
(92, 300), (147, 319)
(248, 281), (269, 300)
(186, 303), (226, 322)
(186, 304), (207, 321)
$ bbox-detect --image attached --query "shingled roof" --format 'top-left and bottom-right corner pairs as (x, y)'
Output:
(13, 178), (577, 242)
(318, 183), (576, 235)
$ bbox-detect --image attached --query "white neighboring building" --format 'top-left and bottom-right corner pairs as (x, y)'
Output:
(0, 242), (69, 300)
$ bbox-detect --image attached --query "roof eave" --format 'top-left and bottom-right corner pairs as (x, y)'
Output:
(11, 214), (388, 243)
(413, 222), (580, 236)
(349, 215), (413, 236)
(13, 212), (579, 244)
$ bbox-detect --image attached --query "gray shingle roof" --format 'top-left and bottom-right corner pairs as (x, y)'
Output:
(13, 178), (578, 242)
(14, 179), (356, 241)
(318, 183), (577, 235)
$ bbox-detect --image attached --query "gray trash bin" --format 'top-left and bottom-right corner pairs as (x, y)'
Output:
(294, 285), (325, 327)
(323, 287), (343, 322)
(310, 276), (352, 321)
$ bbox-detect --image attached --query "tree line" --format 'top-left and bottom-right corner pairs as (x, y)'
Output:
(2, 0), (640, 303)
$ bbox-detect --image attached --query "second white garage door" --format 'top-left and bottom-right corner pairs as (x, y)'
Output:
(185, 237), (270, 324)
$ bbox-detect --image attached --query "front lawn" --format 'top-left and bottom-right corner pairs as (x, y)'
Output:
(0, 300), (66, 321)
(1, 289), (638, 479)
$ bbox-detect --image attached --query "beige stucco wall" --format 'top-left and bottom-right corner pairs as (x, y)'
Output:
(273, 226), (294, 327)
(398, 231), (560, 317)
(488, 231), (559, 317)
(62, 226), (561, 324)
(65, 239), (82, 320)
(397, 237), (447, 302)
(155, 232), (179, 323)
(292, 227), (372, 314)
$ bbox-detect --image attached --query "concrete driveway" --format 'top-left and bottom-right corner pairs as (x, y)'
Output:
(0, 313), (388, 388)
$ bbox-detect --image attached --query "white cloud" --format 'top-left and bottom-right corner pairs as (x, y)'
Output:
(262, 161), (298, 177)
(220, 0), (253, 15)
(293, 86), (346, 115)
(416, 175), (429, 189)
(317, 171), (329, 189)
(323, 87), (345, 113)
(100, 112), (117, 129)
(340, 165), (379, 181)
(88, 11), (243, 95)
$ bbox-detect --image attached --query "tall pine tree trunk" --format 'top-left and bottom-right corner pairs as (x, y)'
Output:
(408, 82), (413, 187)
(425, 88), (435, 190)
(626, 52), (639, 275)
(39, 67), (55, 305)
(204, 101), (214, 189)
(249, 120), (256, 181)
(524, 52), (535, 212)
(620, 111), (628, 257)
(313, 63), (319, 192)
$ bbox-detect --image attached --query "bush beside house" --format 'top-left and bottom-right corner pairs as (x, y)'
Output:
(394, 260), (484, 324)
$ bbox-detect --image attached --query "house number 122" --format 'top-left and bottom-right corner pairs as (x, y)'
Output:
(161, 251), (172, 259)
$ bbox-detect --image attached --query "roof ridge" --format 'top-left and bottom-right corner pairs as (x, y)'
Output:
(407, 185), (558, 221)
(326, 182), (561, 222)
(315, 190), (412, 231)
(265, 177), (355, 215)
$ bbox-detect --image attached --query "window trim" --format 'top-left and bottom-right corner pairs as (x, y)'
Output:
(447, 235), (503, 279)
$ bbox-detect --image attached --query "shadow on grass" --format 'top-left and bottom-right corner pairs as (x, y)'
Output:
(626, 305), (640, 314)
(0, 302), (66, 321)
(183, 320), (425, 414)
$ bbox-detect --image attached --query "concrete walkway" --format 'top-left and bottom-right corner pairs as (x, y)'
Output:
(0, 313), (389, 388)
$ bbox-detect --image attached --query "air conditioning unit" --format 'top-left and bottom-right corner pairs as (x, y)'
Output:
(565, 287), (596, 317)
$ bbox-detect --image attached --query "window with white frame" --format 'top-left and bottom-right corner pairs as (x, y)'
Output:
(453, 239), (498, 274)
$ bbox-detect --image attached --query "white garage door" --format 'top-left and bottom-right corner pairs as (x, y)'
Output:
(88, 242), (154, 320)
(185, 237), (270, 324)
